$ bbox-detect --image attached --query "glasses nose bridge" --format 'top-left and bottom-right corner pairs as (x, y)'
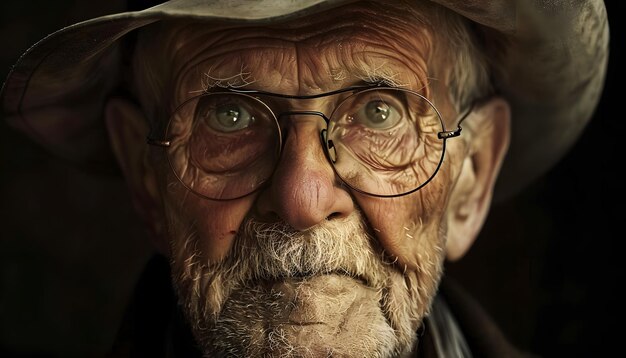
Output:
(274, 110), (334, 164)
(260, 91), (335, 125)
(276, 110), (331, 124)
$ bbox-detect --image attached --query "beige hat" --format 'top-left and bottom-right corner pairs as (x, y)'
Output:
(0, 0), (609, 201)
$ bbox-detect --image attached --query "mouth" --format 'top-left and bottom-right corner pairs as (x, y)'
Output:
(285, 320), (327, 326)
(262, 270), (372, 288)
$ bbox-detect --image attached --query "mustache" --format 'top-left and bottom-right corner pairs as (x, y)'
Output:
(241, 212), (396, 287)
(187, 211), (398, 292)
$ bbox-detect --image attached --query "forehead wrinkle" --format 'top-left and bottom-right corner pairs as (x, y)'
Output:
(288, 15), (433, 94)
(160, 6), (436, 102)
(174, 41), (296, 84)
(153, 21), (297, 95)
(137, 1), (454, 123)
(175, 48), (298, 102)
(355, 30), (432, 92)
(172, 40), (431, 100)
(162, 1), (434, 83)
(297, 38), (430, 95)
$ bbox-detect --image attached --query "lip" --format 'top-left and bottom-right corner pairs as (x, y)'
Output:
(285, 320), (327, 326)
(268, 270), (371, 288)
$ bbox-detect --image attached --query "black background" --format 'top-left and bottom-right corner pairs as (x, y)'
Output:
(0, 1), (623, 357)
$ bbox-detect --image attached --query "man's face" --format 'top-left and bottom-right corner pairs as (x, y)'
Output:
(135, 2), (469, 356)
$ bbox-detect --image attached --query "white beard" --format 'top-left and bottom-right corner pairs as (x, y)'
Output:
(170, 210), (444, 357)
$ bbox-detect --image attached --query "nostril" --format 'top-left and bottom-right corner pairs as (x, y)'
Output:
(257, 210), (281, 224)
(326, 212), (342, 220)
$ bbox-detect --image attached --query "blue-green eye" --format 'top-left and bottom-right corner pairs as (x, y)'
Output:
(356, 100), (402, 129)
(197, 101), (254, 132)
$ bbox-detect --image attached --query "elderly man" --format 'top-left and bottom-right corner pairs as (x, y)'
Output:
(1, 0), (608, 357)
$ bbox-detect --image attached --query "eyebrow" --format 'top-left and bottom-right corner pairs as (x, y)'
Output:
(353, 69), (410, 89)
(191, 58), (422, 97)
(197, 65), (256, 93)
(225, 82), (383, 99)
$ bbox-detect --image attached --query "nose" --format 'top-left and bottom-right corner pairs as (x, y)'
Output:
(255, 119), (354, 231)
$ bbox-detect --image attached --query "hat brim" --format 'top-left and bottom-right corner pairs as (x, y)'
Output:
(0, 0), (609, 201)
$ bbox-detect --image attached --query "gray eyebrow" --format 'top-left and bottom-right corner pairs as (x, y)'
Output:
(352, 62), (410, 88)
(197, 64), (257, 94)
(191, 61), (421, 95)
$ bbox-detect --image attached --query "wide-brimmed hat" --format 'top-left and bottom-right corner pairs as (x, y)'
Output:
(0, 0), (609, 201)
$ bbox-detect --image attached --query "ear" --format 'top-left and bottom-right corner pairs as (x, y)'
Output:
(105, 97), (170, 256)
(445, 97), (511, 261)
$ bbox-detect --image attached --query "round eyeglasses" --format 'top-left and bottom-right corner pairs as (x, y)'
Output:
(147, 86), (470, 200)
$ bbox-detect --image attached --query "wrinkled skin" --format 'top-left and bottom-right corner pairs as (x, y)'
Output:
(122, 2), (481, 357)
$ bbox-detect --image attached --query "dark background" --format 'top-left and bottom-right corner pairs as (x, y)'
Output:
(0, 1), (623, 357)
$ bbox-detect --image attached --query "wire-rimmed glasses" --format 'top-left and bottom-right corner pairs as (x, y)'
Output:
(147, 86), (469, 200)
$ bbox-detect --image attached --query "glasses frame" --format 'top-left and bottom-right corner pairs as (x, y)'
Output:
(147, 85), (471, 200)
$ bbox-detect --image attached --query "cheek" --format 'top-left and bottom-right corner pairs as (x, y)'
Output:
(163, 182), (256, 262)
(355, 164), (451, 269)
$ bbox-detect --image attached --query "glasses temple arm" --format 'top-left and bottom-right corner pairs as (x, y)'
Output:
(437, 102), (475, 139)
(146, 137), (171, 147)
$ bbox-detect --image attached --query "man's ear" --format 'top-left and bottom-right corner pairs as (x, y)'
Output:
(445, 97), (511, 261)
(105, 98), (169, 256)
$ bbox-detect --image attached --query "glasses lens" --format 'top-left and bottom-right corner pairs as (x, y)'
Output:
(165, 92), (280, 200)
(326, 88), (445, 196)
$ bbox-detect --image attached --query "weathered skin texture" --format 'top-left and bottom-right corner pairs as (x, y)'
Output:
(126, 2), (478, 356)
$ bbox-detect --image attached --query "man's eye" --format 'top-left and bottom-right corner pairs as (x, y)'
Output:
(354, 100), (402, 129)
(197, 102), (254, 132)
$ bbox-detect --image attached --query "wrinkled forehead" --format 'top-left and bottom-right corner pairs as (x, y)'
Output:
(132, 1), (457, 122)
